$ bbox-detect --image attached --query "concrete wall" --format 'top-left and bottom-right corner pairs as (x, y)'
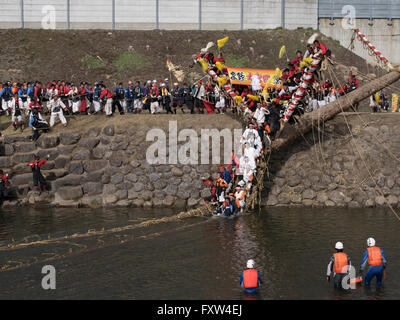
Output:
(285, 0), (318, 30)
(0, 0), (318, 30)
(0, 0), (21, 28)
(319, 18), (400, 66)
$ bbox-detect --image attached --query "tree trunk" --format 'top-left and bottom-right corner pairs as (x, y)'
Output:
(272, 70), (400, 150)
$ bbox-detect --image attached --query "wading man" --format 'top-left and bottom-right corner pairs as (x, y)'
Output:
(326, 242), (352, 290)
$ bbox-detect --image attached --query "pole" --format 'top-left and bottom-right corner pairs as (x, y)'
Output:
(112, 0), (115, 30)
(67, 0), (70, 29)
(199, 0), (202, 30)
(20, 0), (24, 28)
(281, 0), (285, 29)
(240, 0), (244, 30)
(155, 0), (159, 30)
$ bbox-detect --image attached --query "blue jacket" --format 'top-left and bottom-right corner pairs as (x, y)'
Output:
(18, 88), (28, 99)
(93, 86), (101, 102)
(133, 86), (143, 99)
(223, 170), (231, 184)
(27, 86), (35, 98)
(0, 87), (11, 101)
(126, 86), (134, 99)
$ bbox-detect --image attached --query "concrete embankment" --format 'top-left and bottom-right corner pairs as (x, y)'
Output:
(0, 114), (242, 209)
(262, 113), (400, 208)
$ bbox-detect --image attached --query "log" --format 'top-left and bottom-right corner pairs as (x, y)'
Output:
(272, 69), (400, 150)
(183, 68), (400, 214)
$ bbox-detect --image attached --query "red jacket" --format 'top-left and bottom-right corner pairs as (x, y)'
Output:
(26, 160), (47, 168)
(290, 56), (302, 67)
(34, 87), (42, 98)
(1, 174), (9, 184)
(99, 89), (113, 100)
(29, 101), (42, 110)
(316, 43), (329, 55)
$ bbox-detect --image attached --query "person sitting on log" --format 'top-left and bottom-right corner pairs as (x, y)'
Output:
(203, 178), (217, 204)
(289, 50), (303, 69)
(234, 182), (246, 214)
(265, 102), (281, 140)
(215, 199), (234, 217)
(215, 172), (229, 205)
(313, 40), (331, 59)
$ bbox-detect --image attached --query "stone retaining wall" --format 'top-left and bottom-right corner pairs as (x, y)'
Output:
(262, 113), (400, 208)
(0, 116), (242, 209)
(2, 113), (399, 209)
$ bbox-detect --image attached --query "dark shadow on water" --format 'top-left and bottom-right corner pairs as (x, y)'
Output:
(240, 291), (262, 301)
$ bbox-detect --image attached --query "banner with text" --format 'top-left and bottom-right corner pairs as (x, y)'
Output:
(227, 66), (280, 87)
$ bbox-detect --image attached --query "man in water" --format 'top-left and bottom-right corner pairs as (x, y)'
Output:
(360, 237), (387, 287)
(326, 242), (352, 289)
(240, 259), (262, 294)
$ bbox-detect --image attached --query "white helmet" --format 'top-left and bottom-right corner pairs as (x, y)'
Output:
(335, 242), (343, 250)
(247, 259), (255, 269)
(367, 237), (376, 247)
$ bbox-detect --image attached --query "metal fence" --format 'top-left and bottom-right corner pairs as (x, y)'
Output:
(0, 0), (319, 30)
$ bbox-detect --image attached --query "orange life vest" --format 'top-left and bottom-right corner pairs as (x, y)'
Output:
(243, 269), (259, 289)
(367, 247), (383, 266)
(216, 178), (227, 188)
(333, 252), (348, 273)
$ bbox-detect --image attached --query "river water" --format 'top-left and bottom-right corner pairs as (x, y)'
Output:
(0, 206), (398, 300)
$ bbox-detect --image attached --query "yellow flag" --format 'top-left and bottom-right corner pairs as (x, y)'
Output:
(199, 58), (208, 72)
(262, 86), (269, 101)
(274, 68), (281, 80)
(217, 76), (227, 88)
(235, 95), (243, 105)
(299, 57), (314, 69)
(215, 61), (226, 72)
(217, 36), (229, 48)
(247, 94), (260, 102)
(279, 45), (286, 59)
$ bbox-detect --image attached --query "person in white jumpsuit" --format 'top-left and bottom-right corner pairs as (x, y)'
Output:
(49, 96), (67, 127)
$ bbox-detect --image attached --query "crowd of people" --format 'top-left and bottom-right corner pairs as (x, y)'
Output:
(200, 40), (342, 215)
(0, 39), (364, 208)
